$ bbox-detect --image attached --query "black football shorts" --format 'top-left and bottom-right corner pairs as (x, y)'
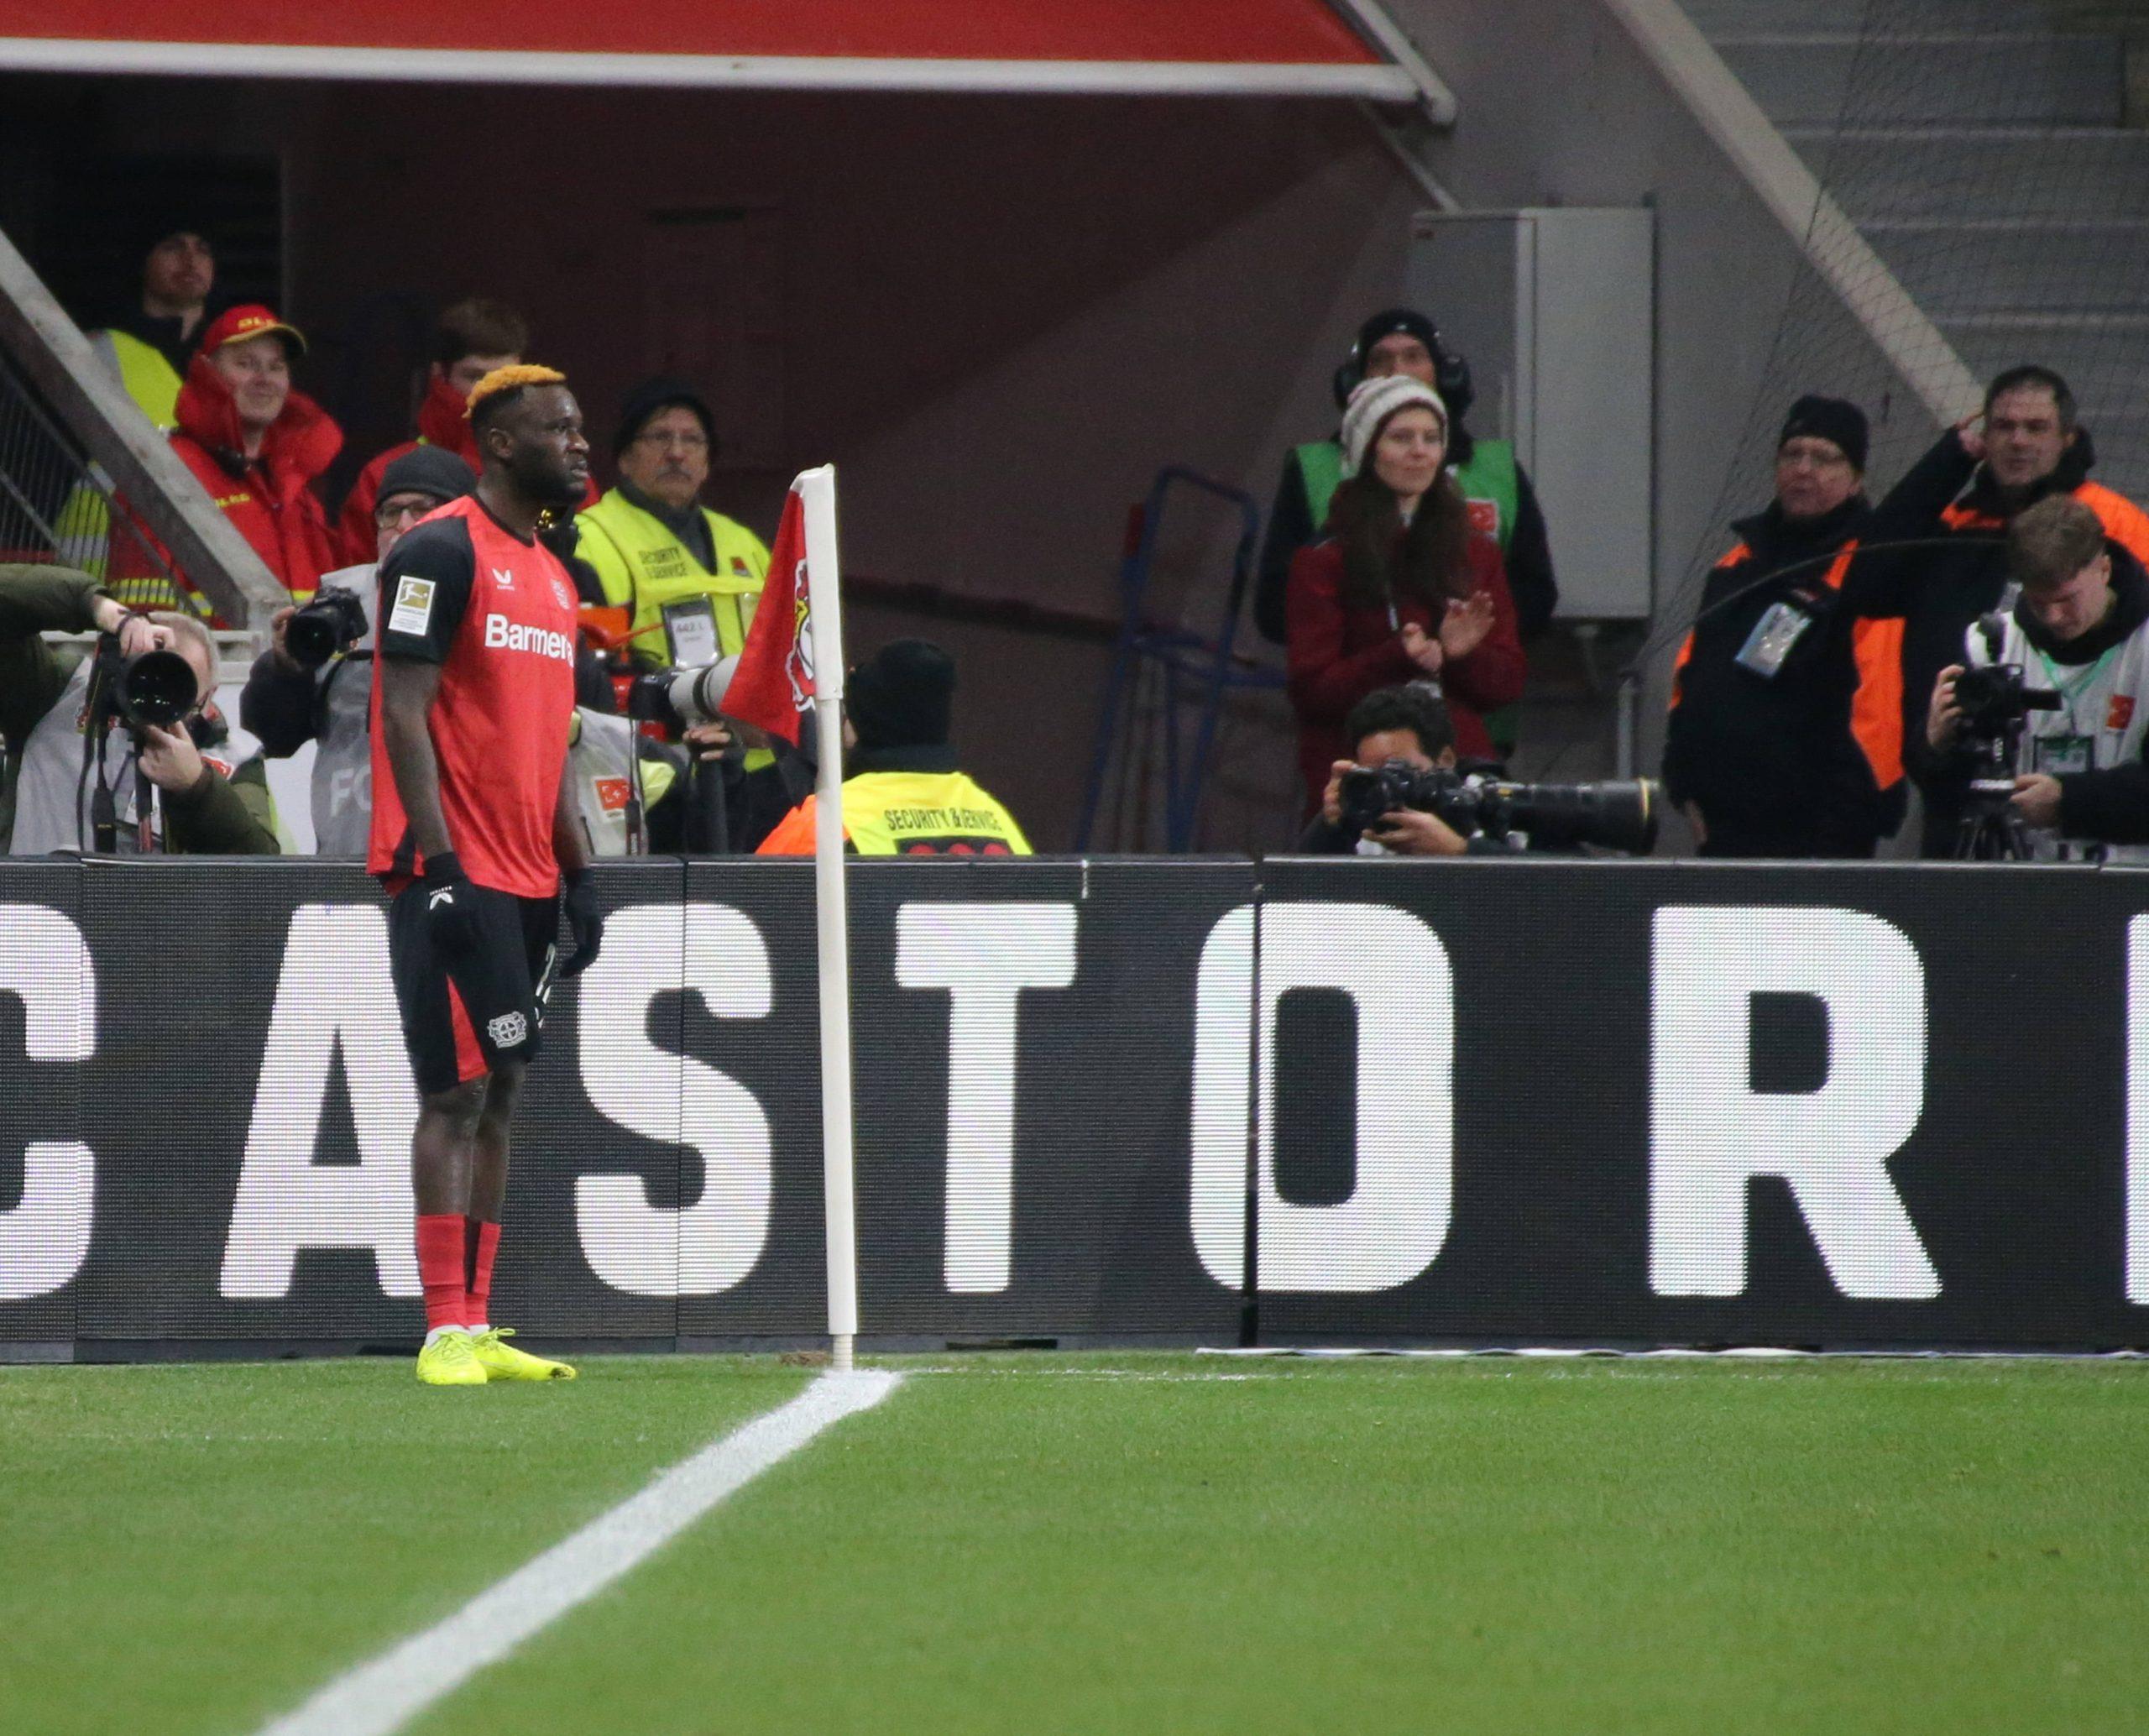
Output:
(388, 881), (557, 1095)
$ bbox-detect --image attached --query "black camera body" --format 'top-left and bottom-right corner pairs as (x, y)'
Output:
(1337, 759), (1659, 855)
(1953, 661), (2062, 744)
(285, 588), (369, 669)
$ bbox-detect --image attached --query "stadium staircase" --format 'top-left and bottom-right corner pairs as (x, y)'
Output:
(1685, 0), (2149, 494)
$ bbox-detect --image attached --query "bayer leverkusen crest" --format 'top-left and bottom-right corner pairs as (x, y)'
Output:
(786, 566), (813, 714)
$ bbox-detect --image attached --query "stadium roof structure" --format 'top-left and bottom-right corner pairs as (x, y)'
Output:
(0, 0), (1441, 107)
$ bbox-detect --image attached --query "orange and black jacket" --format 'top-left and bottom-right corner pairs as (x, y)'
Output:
(1869, 427), (2149, 810)
(1665, 495), (1907, 844)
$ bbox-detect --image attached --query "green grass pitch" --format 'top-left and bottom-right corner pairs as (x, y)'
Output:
(3, 1353), (2145, 1734)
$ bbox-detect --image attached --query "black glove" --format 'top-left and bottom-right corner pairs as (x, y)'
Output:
(560, 868), (604, 979)
(421, 850), (481, 960)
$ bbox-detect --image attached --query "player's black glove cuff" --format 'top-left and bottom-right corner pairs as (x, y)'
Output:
(420, 851), (479, 959)
(560, 868), (604, 980)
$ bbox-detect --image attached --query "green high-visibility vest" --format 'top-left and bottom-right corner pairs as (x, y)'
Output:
(1294, 436), (1520, 552)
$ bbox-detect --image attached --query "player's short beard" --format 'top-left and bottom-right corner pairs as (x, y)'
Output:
(505, 443), (583, 509)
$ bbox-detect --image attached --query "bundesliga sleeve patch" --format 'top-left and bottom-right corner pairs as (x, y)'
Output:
(387, 575), (436, 636)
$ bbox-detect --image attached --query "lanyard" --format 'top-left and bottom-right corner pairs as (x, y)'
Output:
(2032, 642), (2120, 736)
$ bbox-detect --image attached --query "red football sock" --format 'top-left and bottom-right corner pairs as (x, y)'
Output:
(416, 1214), (468, 1333)
(466, 1217), (501, 1331)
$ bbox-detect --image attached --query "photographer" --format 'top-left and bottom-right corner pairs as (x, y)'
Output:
(1302, 684), (1472, 856)
(1925, 496), (2149, 859)
(1300, 681), (1658, 857)
(0, 563), (276, 855)
(242, 447), (475, 855)
(1869, 366), (2149, 854)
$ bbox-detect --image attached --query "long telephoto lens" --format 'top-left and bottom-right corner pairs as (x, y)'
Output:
(1498, 778), (1658, 855)
(113, 649), (198, 729)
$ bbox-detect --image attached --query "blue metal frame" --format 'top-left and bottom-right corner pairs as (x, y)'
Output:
(1076, 466), (1283, 852)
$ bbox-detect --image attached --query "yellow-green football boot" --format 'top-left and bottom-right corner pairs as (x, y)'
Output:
(472, 1327), (577, 1381)
(416, 1328), (487, 1386)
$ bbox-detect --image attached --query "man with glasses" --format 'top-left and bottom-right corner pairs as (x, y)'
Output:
(574, 376), (769, 674)
(1663, 396), (1909, 858)
(240, 447), (477, 855)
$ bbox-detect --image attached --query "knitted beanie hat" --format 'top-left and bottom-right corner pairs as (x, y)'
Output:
(1778, 394), (1869, 473)
(1339, 374), (1447, 478)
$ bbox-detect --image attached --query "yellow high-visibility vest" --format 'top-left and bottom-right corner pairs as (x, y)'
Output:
(574, 488), (769, 668)
(90, 328), (183, 431)
(58, 332), (187, 581)
(759, 770), (1032, 857)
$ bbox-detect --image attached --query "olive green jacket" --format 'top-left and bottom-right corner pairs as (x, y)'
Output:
(0, 563), (278, 855)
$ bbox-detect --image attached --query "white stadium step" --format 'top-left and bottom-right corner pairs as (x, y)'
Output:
(1866, 218), (2149, 316)
(1685, 0), (2071, 36)
(1714, 34), (2126, 128)
(1788, 128), (2149, 222)
(1689, 2), (2149, 499)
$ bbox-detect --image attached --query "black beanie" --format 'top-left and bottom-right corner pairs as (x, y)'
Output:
(613, 375), (717, 460)
(1356, 307), (1441, 363)
(379, 445), (475, 506)
(846, 640), (955, 754)
(1780, 395), (1869, 473)
(138, 218), (214, 258)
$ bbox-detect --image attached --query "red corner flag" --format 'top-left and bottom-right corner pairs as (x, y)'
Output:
(724, 485), (815, 745)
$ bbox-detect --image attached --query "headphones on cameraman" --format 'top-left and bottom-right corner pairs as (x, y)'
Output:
(1332, 311), (1476, 422)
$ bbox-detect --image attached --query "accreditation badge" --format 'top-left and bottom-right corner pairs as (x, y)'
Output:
(1733, 601), (1812, 678)
(661, 596), (720, 668)
(2034, 734), (2093, 777)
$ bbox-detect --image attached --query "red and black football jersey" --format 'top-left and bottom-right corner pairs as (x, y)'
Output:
(367, 496), (578, 898)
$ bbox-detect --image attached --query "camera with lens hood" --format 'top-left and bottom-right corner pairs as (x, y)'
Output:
(89, 635), (198, 734)
(626, 658), (737, 736)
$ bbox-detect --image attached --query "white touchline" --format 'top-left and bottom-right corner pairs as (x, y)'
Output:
(254, 1369), (902, 1736)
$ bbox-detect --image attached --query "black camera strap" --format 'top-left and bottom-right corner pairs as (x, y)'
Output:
(79, 644), (121, 855)
(133, 761), (157, 853)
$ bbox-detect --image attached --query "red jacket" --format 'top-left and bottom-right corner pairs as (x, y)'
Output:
(144, 353), (342, 614)
(1285, 532), (1525, 808)
(336, 373), (483, 565)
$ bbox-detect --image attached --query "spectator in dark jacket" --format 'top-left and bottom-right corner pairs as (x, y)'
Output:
(1663, 397), (1908, 858)
(1285, 374), (1524, 815)
(1869, 364), (2149, 854)
(1258, 306), (1557, 646)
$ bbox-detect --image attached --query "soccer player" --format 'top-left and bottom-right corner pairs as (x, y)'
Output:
(368, 364), (605, 1386)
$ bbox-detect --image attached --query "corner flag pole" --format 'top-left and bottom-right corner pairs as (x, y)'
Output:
(797, 464), (859, 1373)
